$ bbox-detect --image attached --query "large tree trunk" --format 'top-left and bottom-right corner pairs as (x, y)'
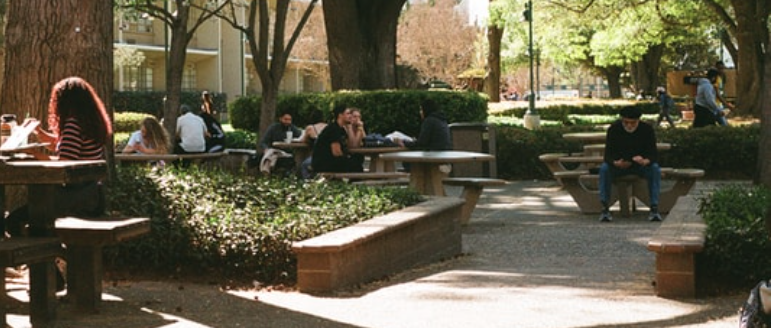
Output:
(162, 5), (192, 141)
(630, 45), (663, 96)
(2, 0), (112, 124)
(756, 40), (770, 187)
(322, 0), (406, 90)
(486, 24), (503, 102)
(728, 0), (769, 115)
(599, 66), (623, 99)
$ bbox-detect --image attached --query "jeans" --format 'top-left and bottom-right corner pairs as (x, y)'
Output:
(598, 162), (661, 209)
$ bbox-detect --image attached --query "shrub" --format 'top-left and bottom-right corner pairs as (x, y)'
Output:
(104, 166), (423, 283)
(696, 184), (771, 294)
(229, 90), (487, 137)
(113, 91), (228, 117)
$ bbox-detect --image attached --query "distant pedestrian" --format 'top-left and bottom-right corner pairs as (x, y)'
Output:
(655, 87), (676, 128)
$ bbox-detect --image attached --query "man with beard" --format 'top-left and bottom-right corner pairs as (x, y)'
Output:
(598, 106), (661, 222)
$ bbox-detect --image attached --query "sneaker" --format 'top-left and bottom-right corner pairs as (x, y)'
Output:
(599, 210), (612, 222)
(648, 211), (662, 222)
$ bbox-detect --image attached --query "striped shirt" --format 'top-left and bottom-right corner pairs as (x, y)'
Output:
(57, 118), (104, 160)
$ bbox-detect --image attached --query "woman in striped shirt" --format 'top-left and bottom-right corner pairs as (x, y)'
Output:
(35, 76), (112, 160)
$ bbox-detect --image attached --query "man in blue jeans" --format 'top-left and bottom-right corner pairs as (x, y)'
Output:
(598, 106), (661, 222)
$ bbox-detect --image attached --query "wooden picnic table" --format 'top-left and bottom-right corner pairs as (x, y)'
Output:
(271, 141), (311, 169)
(272, 142), (405, 173)
(380, 151), (495, 196)
(0, 159), (106, 327)
(562, 132), (606, 144)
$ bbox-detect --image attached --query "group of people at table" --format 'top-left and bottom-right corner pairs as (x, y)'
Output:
(256, 99), (452, 178)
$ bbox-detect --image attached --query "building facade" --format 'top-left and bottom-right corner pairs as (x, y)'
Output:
(113, 4), (328, 103)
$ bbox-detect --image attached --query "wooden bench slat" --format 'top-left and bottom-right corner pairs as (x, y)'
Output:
(319, 172), (409, 181)
(55, 217), (150, 246)
(0, 237), (62, 267)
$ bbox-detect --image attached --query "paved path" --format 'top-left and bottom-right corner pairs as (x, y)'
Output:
(7, 180), (746, 328)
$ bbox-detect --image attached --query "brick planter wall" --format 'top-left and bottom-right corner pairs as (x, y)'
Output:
(292, 197), (465, 293)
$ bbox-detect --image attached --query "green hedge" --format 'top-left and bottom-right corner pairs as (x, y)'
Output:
(491, 102), (660, 123)
(229, 90), (488, 137)
(113, 91), (228, 117)
(493, 124), (760, 180)
(696, 184), (770, 294)
(104, 166), (423, 283)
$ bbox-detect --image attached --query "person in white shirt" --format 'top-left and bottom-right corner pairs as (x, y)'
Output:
(174, 104), (208, 154)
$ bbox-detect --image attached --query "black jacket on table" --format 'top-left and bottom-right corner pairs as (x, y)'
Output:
(603, 119), (658, 167)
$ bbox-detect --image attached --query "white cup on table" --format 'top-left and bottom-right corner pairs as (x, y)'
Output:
(285, 131), (293, 143)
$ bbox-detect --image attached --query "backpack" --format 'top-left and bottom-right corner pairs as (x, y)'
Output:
(740, 280), (771, 328)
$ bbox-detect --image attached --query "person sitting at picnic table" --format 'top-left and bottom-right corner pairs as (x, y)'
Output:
(257, 111), (303, 174)
(199, 91), (225, 152)
(174, 104), (208, 155)
(598, 106), (661, 222)
(397, 98), (452, 172)
(312, 105), (363, 173)
(346, 107), (367, 169)
(122, 116), (169, 154)
(299, 109), (327, 179)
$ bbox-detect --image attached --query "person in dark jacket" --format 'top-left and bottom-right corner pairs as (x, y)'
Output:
(598, 106), (661, 222)
(404, 98), (452, 151)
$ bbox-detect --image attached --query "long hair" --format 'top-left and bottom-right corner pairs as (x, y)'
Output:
(47, 77), (112, 144)
(201, 91), (214, 114)
(141, 116), (169, 154)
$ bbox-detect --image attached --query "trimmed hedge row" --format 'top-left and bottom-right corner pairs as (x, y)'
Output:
(229, 90), (488, 138)
(495, 124), (760, 180)
(113, 91), (228, 117)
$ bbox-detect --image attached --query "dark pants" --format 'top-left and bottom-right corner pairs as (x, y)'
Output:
(692, 104), (719, 128)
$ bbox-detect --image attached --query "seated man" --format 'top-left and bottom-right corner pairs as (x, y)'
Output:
(312, 105), (363, 173)
(257, 111), (303, 174)
(598, 106), (661, 222)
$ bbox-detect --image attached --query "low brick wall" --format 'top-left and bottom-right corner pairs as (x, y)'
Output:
(292, 197), (465, 293)
(647, 194), (706, 298)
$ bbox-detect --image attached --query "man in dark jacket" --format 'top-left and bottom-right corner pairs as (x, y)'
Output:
(405, 98), (452, 150)
(598, 106), (661, 222)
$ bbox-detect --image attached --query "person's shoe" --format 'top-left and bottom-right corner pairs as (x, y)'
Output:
(648, 210), (662, 222)
(599, 209), (612, 222)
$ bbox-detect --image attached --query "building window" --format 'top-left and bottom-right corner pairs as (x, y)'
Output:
(182, 66), (197, 91)
(123, 66), (153, 91)
(135, 17), (153, 33)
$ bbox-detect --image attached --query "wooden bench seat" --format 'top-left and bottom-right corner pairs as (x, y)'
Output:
(443, 177), (507, 224)
(352, 178), (410, 186)
(647, 194), (705, 298)
(55, 217), (150, 312)
(554, 168), (703, 217)
(318, 172), (409, 182)
(0, 237), (63, 327)
(538, 153), (570, 176)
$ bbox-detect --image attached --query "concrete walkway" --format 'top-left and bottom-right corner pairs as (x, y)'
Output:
(237, 179), (745, 328)
(9, 180), (745, 328)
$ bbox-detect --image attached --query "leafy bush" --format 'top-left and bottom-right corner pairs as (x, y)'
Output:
(113, 91), (228, 117)
(114, 111), (154, 133)
(104, 166), (423, 283)
(493, 124), (760, 180)
(229, 90), (488, 137)
(696, 184), (770, 294)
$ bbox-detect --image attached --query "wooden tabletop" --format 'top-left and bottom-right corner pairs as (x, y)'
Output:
(0, 160), (106, 185)
(380, 150), (495, 163)
(272, 141), (309, 149)
(349, 146), (404, 154)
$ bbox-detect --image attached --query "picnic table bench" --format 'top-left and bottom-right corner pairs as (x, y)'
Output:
(318, 172), (409, 183)
(554, 168), (704, 217)
(442, 177), (507, 225)
(647, 193), (705, 298)
(55, 216), (150, 312)
(114, 152), (225, 167)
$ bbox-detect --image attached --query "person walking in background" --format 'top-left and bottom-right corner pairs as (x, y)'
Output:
(712, 61), (734, 126)
(655, 87), (676, 128)
(598, 107), (661, 222)
(693, 68), (727, 128)
(200, 91), (225, 152)
(122, 116), (169, 154)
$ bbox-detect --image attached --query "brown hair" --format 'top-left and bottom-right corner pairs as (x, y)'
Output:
(141, 116), (169, 154)
(47, 77), (112, 144)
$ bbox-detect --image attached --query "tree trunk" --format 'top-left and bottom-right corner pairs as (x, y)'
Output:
(486, 24), (503, 102)
(323, 0), (405, 90)
(630, 45), (663, 96)
(755, 40), (770, 187)
(599, 66), (623, 99)
(728, 0), (769, 115)
(162, 5), (192, 141)
(2, 0), (112, 123)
